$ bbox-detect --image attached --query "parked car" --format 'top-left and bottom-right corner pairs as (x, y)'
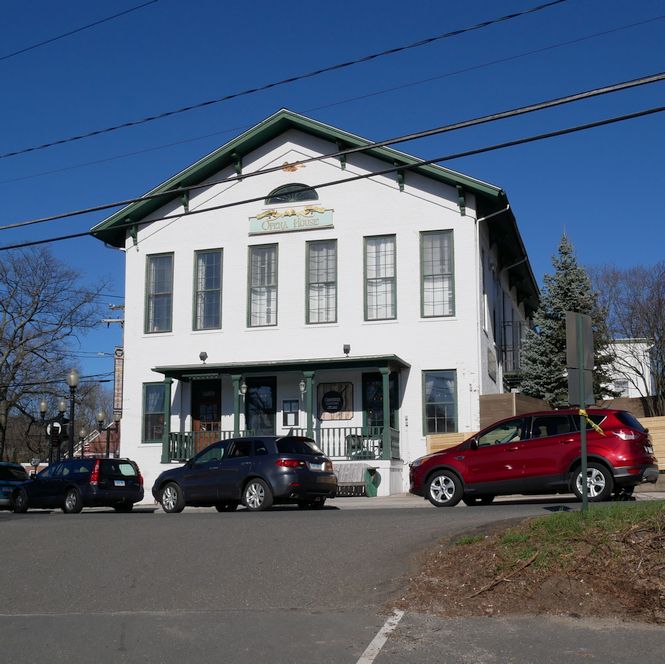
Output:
(153, 436), (337, 513)
(410, 408), (659, 507)
(0, 462), (29, 510)
(11, 458), (144, 513)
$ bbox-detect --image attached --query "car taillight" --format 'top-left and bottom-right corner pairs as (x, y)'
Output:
(89, 460), (100, 486)
(138, 471), (144, 487)
(276, 458), (305, 468)
(324, 461), (333, 472)
(615, 429), (639, 441)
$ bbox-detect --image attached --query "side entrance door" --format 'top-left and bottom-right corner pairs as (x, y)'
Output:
(245, 377), (276, 435)
(191, 379), (222, 454)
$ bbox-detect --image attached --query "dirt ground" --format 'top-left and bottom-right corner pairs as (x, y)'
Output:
(397, 506), (665, 624)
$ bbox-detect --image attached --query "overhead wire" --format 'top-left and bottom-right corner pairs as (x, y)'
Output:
(1, 69), (664, 234)
(1, 1), (159, 62)
(1, 102), (663, 252)
(0, 0), (569, 160)
(2, 13), (663, 187)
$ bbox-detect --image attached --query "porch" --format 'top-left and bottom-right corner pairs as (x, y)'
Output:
(166, 425), (401, 462)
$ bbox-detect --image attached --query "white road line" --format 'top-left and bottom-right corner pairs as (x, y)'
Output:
(356, 609), (405, 664)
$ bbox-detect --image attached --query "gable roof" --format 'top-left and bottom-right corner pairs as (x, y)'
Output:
(90, 108), (538, 313)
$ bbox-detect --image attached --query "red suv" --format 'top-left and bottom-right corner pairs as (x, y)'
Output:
(410, 408), (658, 507)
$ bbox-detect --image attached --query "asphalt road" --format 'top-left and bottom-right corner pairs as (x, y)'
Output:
(2, 498), (665, 663)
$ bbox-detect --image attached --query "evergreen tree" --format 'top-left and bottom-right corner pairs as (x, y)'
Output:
(520, 234), (616, 407)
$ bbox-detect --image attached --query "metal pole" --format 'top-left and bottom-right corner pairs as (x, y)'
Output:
(105, 426), (110, 458)
(68, 385), (76, 458)
(577, 315), (588, 513)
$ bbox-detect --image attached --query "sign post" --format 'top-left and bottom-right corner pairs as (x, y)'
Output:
(566, 312), (594, 513)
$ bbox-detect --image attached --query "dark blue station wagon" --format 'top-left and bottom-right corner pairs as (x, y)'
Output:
(152, 436), (338, 512)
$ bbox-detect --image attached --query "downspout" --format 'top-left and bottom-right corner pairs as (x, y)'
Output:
(473, 204), (510, 430)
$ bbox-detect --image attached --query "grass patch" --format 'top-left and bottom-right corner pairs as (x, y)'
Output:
(456, 534), (485, 546)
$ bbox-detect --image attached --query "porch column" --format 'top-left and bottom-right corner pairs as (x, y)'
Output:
(304, 370), (315, 437)
(380, 367), (391, 460)
(160, 377), (173, 463)
(231, 374), (241, 436)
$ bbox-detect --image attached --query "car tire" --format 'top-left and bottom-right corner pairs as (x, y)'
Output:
(462, 495), (495, 506)
(297, 498), (326, 510)
(12, 488), (29, 513)
(426, 470), (463, 507)
(62, 488), (83, 514)
(243, 478), (273, 511)
(113, 502), (134, 513)
(215, 502), (239, 512)
(160, 482), (185, 513)
(573, 462), (614, 502)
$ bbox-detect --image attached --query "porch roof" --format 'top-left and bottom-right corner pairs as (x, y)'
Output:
(152, 354), (410, 381)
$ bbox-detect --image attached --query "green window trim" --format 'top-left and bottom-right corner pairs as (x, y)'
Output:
(422, 370), (458, 435)
(144, 252), (174, 334)
(364, 234), (397, 321)
(142, 382), (167, 444)
(420, 230), (455, 318)
(306, 239), (337, 324)
(247, 243), (278, 327)
(193, 248), (223, 331)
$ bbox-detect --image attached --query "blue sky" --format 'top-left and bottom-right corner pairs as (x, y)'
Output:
(1, 0), (664, 381)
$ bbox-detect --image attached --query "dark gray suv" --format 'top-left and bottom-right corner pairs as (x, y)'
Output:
(152, 436), (337, 512)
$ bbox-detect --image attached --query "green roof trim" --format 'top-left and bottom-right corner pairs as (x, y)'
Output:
(90, 108), (504, 247)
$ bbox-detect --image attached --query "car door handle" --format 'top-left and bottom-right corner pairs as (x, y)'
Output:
(562, 439), (575, 444)
(506, 446), (520, 452)
(240, 461), (252, 466)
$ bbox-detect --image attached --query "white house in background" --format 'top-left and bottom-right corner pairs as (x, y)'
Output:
(609, 339), (654, 398)
(91, 109), (538, 496)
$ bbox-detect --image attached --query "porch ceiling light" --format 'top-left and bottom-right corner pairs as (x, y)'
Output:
(299, 379), (306, 395)
(199, 351), (208, 364)
(240, 381), (248, 396)
(343, 344), (350, 357)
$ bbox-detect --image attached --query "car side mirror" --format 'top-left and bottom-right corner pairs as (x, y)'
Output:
(469, 438), (479, 450)
(30, 472), (37, 479)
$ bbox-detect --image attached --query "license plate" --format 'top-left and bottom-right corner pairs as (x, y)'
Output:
(114, 480), (125, 487)
(308, 463), (323, 472)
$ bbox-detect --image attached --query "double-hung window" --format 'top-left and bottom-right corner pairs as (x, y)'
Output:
(364, 235), (396, 321)
(421, 230), (454, 317)
(194, 249), (222, 330)
(248, 244), (278, 327)
(142, 383), (166, 443)
(145, 253), (173, 333)
(307, 240), (337, 323)
(423, 370), (457, 434)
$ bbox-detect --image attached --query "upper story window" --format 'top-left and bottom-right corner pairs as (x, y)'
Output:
(265, 183), (318, 205)
(248, 244), (278, 327)
(307, 240), (337, 324)
(145, 253), (173, 333)
(194, 249), (223, 330)
(364, 235), (396, 321)
(421, 230), (454, 317)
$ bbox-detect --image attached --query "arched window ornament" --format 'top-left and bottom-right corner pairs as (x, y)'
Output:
(265, 183), (318, 205)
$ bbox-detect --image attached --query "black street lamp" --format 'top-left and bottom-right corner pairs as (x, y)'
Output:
(39, 399), (48, 463)
(78, 427), (87, 458)
(96, 410), (106, 458)
(57, 399), (66, 461)
(66, 369), (79, 458)
(112, 412), (121, 458)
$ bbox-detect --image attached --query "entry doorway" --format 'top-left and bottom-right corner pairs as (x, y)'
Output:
(245, 377), (276, 435)
(191, 379), (222, 452)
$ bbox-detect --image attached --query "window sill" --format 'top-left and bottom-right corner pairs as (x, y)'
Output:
(362, 319), (399, 325)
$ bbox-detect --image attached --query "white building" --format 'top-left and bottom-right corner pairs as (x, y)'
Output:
(608, 338), (654, 398)
(91, 110), (538, 496)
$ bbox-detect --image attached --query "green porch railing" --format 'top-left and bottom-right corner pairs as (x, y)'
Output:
(292, 426), (399, 460)
(167, 430), (251, 461)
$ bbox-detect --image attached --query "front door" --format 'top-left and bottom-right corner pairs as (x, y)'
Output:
(245, 377), (276, 435)
(191, 379), (222, 453)
(362, 373), (398, 431)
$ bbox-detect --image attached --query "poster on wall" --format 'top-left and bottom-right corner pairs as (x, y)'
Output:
(317, 382), (353, 421)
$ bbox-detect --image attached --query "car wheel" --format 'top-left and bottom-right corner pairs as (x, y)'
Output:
(243, 479), (273, 511)
(63, 488), (83, 514)
(12, 488), (29, 513)
(113, 502), (134, 513)
(573, 462), (614, 502)
(297, 498), (326, 510)
(160, 482), (185, 513)
(426, 470), (463, 507)
(462, 495), (495, 506)
(215, 502), (239, 512)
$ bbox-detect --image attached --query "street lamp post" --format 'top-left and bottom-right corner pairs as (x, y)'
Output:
(66, 369), (79, 458)
(57, 399), (66, 461)
(78, 427), (87, 458)
(39, 399), (48, 463)
(112, 412), (120, 458)
(96, 410), (106, 458)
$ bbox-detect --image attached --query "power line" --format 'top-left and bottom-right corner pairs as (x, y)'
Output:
(0, 0), (568, 160)
(2, 102), (663, 252)
(0, 1), (159, 63)
(1, 68), (664, 234)
(2, 13), (662, 188)
(0, 373), (113, 389)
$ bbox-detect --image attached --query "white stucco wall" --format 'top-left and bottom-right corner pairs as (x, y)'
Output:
(114, 128), (528, 496)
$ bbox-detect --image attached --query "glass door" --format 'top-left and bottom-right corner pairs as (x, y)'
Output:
(245, 377), (276, 435)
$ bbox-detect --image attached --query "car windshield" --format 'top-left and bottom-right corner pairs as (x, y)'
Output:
(616, 411), (646, 432)
(0, 466), (28, 481)
(276, 438), (322, 455)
